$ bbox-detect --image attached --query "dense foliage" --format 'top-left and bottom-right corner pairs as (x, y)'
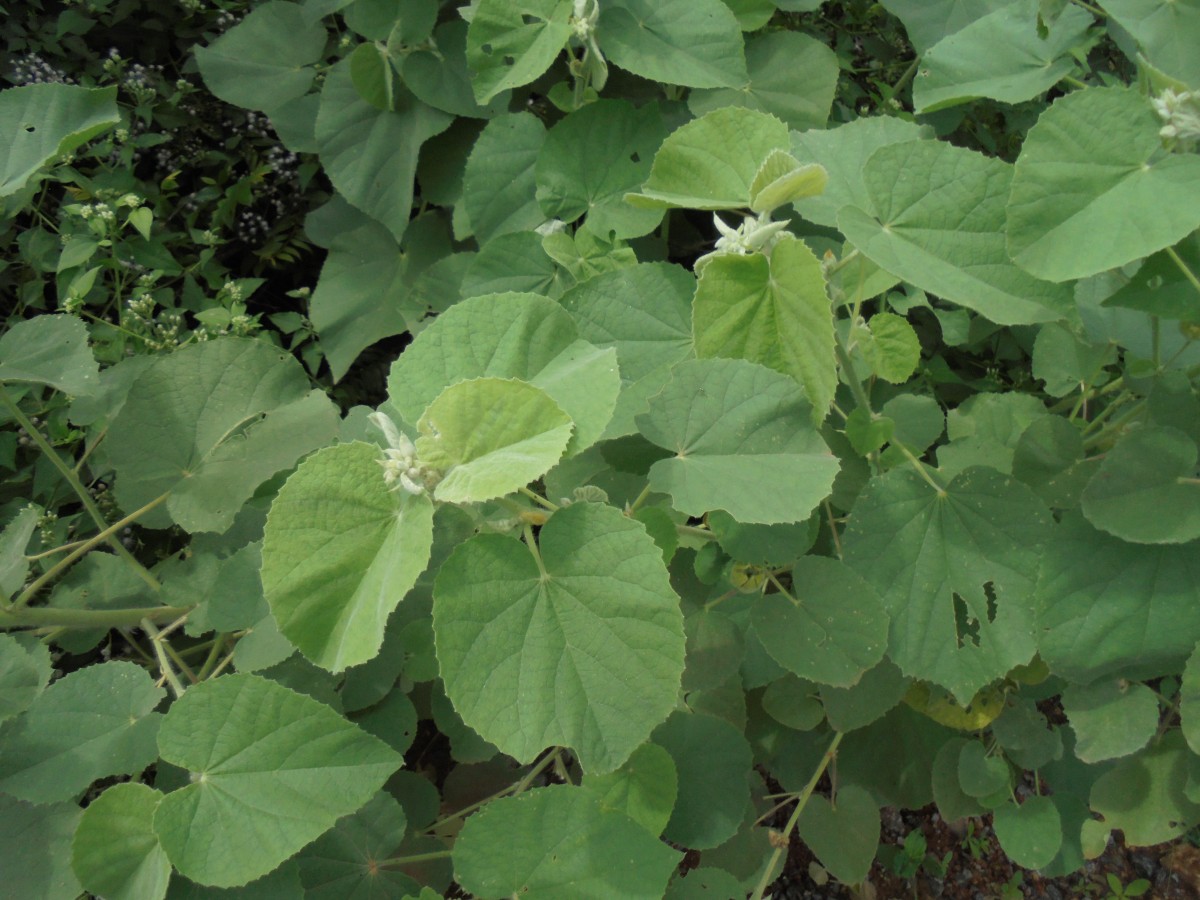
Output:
(2, 0), (1200, 896)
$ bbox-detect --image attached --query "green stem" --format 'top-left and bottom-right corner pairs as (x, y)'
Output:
(833, 329), (873, 415)
(0, 383), (159, 591)
(424, 751), (558, 833)
(378, 850), (453, 867)
(823, 248), (862, 279)
(518, 486), (560, 512)
(196, 633), (230, 681)
(10, 493), (168, 609)
(823, 500), (844, 560)
(524, 524), (549, 579)
(1069, 0), (1105, 14)
(894, 442), (948, 496)
(1179, 477), (1200, 486)
(1082, 400), (1146, 450)
(0, 604), (190, 630)
(142, 617), (186, 698)
(1061, 74), (1089, 90)
(676, 523), (718, 542)
(627, 484), (652, 515)
(882, 57), (919, 103)
(750, 732), (845, 900)
(1166, 245), (1200, 299)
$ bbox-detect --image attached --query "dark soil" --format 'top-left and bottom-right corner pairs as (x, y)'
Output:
(766, 807), (1200, 899)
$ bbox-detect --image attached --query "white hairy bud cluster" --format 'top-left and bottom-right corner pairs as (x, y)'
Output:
(368, 412), (441, 497)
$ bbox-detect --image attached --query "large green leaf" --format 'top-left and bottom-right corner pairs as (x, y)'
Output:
(880, 0), (1008, 52)
(637, 359), (840, 524)
(626, 106), (789, 210)
(1062, 679), (1159, 763)
(0, 797), (82, 900)
(791, 116), (932, 229)
(0, 84), (117, 197)
(598, 0), (747, 89)
(1080, 426), (1200, 544)
(462, 112), (547, 245)
(693, 235), (836, 421)
(153, 674), (401, 888)
(842, 467), (1052, 704)
(1037, 513), (1200, 683)
(387, 292), (619, 457)
(105, 338), (332, 533)
(535, 99), (667, 239)
(71, 783), (171, 900)
(465, 0), (574, 104)
(750, 556), (888, 687)
(417, 378), (574, 502)
(194, 1), (326, 112)
(433, 502), (685, 773)
(1089, 730), (1200, 846)
(652, 710), (753, 849)
(913, 0), (1093, 113)
(688, 30), (838, 131)
(0, 661), (164, 803)
(296, 791), (415, 898)
(1103, 0), (1200, 87)
(315, 60), (452, 243)
(262, 442), (434, 673)
(0, 314), (99, 396)
(838, 140), (1072, 325)
(454, 785), (681, 899)
(1006, 86), (1200, 282)
(560, 263), (695, 437)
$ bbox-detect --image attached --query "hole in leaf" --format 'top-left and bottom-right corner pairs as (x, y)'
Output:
(953, 593), (980, 649)
(522, 13), (543, 25)
(983, 581), (997, 624)
(481, 43), (494, 55)
(630, 151), (640, 163)
(504, 55), (515, 66)
(24, 124), (35, 133)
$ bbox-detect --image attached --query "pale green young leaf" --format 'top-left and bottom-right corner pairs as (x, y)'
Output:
(0, 314), (99, 396)
(626, 107), (789, 210)
(637, 359), (840, 524)
(879, 0), (1007, 52)
(992, 796), (1062, 870)
(1036, 513), (1200, 684)
(560, 263), (695, 437)
(71, 783), (170, 900)
(105, 338), (320, 532)
(0, 84), (118, 197)
(153, 674), (401, 888)
(914, 0), (1093, 114)
(1080, 426), (1200, 544)
(1089, 731), (1200, 846)
(433, 502), (685, 773)
(262, 442), (434, 673)
(796, 785), (879, 885)
(749, 153), (826, 215)
(348, 42), (397, 111)
(1062, 679), (1159, 763)
(194, 1), (326, 112)
(465, 0), (574, 103)
(388, 292), (618, 456)
(751, 556), (888, 687)
(463, 112), (546, 245)
(838, 140), (1072, 325)
(0, 796), (82, 900)
(598, 0), (747, 88)
(0, 661), (164, 803)
(1102, 0), (1200, 87)
(0, 505), (40, 598)
(861, 311), (921, 384)
(535, 99), (667, 239)
(653, 710), (753, 849)
(316, 60), (452, 243)
(297, 791), (416, 898)
(454, 785), (681, 899)
(689, 31), (839, 131)
(842, 467), (1052, 704)
(694, 236), (836, 421)
(0, 634), (51, 725)
(581, 742), (678, 837)
(416, 378), (573, 502)
(791, 116), (932, 229)
(1007, 87), (1200, 282)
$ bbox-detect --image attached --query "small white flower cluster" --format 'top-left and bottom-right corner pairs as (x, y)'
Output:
(78, 202), (118, 223)
(696, 212), (790, 269)
(9, 52), (74, 86)
(571, 0), (600, 40)
(1152, 89), (1200, 149)
(368, 412), (441, 497)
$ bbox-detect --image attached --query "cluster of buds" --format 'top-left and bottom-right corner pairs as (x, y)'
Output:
(1152, 88), (1200, 150)
(368, 412), (441, 497)
(695, 212), (790, 270)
